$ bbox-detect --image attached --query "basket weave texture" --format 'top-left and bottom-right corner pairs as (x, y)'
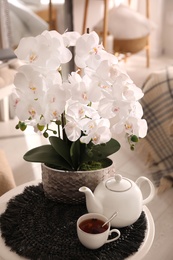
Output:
(41, 160), (115, 204)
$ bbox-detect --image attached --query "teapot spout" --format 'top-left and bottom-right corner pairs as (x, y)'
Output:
(79, 186), (103, 214)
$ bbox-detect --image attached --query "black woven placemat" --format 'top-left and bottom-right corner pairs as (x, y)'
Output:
(0, 184), (147, 260)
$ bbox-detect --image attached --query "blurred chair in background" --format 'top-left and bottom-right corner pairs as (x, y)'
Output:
(90, 0), (151, 67)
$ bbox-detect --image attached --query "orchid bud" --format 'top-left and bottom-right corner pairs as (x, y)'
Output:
(43, 132), (49, 138)
(37, 124), (45, 131)
(131, 135), (139, 143)
(15, 124), (20, 129)
(19, 122), (27, 131)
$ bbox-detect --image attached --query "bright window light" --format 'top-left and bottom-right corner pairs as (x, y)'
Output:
(113, 0), (123, 6)
(41, 0), (65, 4)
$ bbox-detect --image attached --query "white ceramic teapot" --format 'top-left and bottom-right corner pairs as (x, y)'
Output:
(79, 174), (155, 228)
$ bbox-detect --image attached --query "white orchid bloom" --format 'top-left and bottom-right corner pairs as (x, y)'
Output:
(85, 61), (132, 103)
(42, 31), (73, 69)
(69, 72), (102, 104)
(136, 118), (148, 138)
(80, 118), (111, 145)
(130, 101), (144, 119)
(111, 116), (148, 139)
(93, 60), (124, 86)
(15, 34), (51, 66)
(14, 65), (45, 99)
(14, 96), (44, 124)
(44, 70), (63, 88)
(66, 101), (100, 122)
(15, 30), (72, 70)
(98, 97), (130, 120)
(124, 117), (148, 138)
(75, 31), (118, 70)
(62, 31), (81, 46)
(75, 31), (104, 68)
(68, 71), (82, 84)
(121, 82), (144, 102)
(43, 84), (69, 124)
(64, 116), (82, 142)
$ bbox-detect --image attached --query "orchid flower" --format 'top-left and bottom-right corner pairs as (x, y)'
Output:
(80, 118), (111, 145)
(68, 72), (102, 104)
(13, 29), (148, 164)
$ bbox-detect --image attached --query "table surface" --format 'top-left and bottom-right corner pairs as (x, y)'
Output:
(0, 180), (155, 260)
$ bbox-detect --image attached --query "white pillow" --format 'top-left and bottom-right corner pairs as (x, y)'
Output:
(94, 4), (153, 39)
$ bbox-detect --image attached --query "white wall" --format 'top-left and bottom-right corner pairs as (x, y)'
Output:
(136, 0), (173, 57)
(137, 0), (165, 57)
(73, 0), (106, 34)
(162, 0), (173, 56)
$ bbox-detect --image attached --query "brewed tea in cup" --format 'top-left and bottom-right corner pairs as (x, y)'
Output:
(79, 218), (108, 234)
(77, 213), (120, 249)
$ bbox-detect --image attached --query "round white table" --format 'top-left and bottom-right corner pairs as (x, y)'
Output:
(0, 180), (155, 260)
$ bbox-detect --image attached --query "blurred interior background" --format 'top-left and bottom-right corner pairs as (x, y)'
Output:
(0, 1), (173, 259)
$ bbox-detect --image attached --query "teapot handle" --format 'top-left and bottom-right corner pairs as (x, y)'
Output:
(135, 176), (155, 205)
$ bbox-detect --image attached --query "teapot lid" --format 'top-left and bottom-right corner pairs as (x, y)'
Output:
(105, 174), (132, 192)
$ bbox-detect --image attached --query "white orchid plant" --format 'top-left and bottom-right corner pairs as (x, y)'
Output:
(13, 30), (147, 171)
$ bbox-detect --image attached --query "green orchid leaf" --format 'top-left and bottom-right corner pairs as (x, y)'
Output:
(70, 139), (86, 170)
(23, 145), (72, 170)
(49, 136), (73, 167)
(82, 139), (121, 163)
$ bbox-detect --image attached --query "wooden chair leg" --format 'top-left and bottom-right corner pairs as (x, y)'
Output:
(82, 0), (89, 34)
(82, 0), (109, 49)
(146, 36), (150, 68)
(49, 0), (53, 30)
(128, 0), (132, 5)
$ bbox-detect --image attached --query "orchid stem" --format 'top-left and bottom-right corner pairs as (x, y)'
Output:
(58, 124), (61, 138)
(61, 112), (67, 142)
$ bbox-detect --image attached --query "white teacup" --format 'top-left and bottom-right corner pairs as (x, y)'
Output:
(77, 213), (121, 250)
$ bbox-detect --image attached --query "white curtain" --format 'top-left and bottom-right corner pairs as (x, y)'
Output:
(0, 0), (12, 48)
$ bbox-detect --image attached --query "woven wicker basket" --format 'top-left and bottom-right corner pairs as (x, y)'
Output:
(41, 158), (115, 204)
(113, 34), (149, 54)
